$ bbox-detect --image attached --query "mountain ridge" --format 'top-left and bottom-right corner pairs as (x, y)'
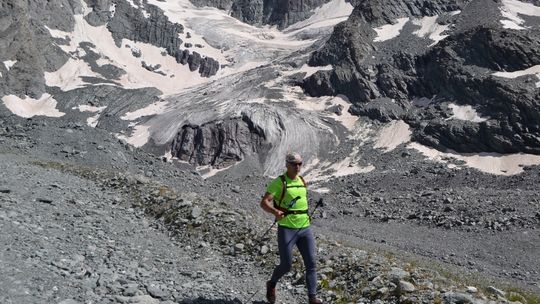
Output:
(1, 1), (540, 302)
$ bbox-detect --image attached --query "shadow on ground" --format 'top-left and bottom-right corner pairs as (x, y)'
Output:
(179, 298), (266, 304)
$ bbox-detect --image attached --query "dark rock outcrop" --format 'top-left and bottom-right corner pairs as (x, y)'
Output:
(108, 2), (185, 50)
(106, 1), (219, 77)
(84, 0), (112, 26)
(0, 0), (82, 97)
(409, 27), (540, 154)
(302, 0), (540, 154)
(199, 56), (221, 78)
(171, 115), (267, 168)
(350, 98), (408, 122)
(192, 0), (332, 28)
(353, 0), (465, 26)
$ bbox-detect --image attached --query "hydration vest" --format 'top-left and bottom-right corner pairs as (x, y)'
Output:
(273, 174), (308, 215)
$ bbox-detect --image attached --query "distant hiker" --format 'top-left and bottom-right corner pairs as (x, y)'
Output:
(260, 152), (322, 304)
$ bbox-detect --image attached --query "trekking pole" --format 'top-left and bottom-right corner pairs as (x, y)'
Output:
(309, 198), (325, 220)
(254, 196), (301, 245)
(244, 198), (324, 303)
(244, 196), (301, 303)
(283, 198), (324, 247)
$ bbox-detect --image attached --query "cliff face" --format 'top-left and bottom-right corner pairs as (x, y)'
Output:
(2, 0), (540, 172)
(171, 116), (267, 168)
(0, 0), (220, 99)
(302, 0), (540, 154)
(192, 0), (333, 28)
(0, 0), (83, 97)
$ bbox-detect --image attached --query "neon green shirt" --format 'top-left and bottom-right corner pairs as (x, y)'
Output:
(266, 174), (310, 229)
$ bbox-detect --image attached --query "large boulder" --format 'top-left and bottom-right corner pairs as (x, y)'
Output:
(171, 115), (266, 168)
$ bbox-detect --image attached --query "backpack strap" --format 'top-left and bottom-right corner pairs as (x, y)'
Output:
(275, 175), (307, 210)
(299, 175), (307, 189)
(278, 175), (287, 207)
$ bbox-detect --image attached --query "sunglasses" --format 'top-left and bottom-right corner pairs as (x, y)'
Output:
(288, 162), (303, 166)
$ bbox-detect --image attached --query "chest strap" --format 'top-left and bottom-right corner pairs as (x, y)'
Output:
(276, 174), (307, 208)
(275, 207), (308, 215)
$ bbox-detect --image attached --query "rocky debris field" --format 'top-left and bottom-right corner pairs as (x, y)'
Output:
(0, 153), (533, 304)
(0, 154), (270, 304)
(327, 154), (540, 233)
(1, 112), (539, 304)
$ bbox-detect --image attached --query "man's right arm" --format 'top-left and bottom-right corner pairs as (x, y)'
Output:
(260, 192), (285, 221)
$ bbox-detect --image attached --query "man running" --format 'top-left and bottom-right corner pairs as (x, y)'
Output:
(260, 152), (322, 304)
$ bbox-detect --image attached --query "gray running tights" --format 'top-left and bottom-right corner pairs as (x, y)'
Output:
(270, 226), (317, 297)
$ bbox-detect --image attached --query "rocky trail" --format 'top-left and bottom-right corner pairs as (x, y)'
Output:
(1, 115), (539, 303)
(0, 153), (277, 304)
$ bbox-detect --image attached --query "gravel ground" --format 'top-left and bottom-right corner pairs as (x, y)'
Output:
(1, 112), (539, 303)
(0, 153), (302, 304)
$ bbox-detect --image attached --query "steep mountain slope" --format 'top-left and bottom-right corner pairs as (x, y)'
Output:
(304, 0), (540, 154)
(191, 0), (348, 28)
(1, 1), (540, 301)
(2, 0), (539, 176)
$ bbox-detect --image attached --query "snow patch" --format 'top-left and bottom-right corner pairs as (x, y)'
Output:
(282, 64), (333, 79)
(374, 120), (412, 152)
(3, 60), (17, 71)
(286, 0), (354, 32)
(373, 18), (409, 42)
(311, 187), (331, 194)
(162, 149), (174, 162)
(306, 157), (375, 182)
(125, 0), (138, 9)
(493, 65), (540, 88)
(110, 4), (116, 18)
(500, 0), (540, 29)
(45, 26), (70, 39)
(448, 104), (489, 123)
(45, 58), (101, 91)
(121, 101), (169, 120)
(72, 105), (107, 113)
(44, 14), (209, 94)
(87, 114), (101, 128)
(73, 105), (107, 127)
(198, 164), (236, 179)
(2, 94), (65, 118)
(116, 125), (151, 148)
(412, 15), (450, 46)
(408, 142), (540, 175)
(283, 87), (358, 132)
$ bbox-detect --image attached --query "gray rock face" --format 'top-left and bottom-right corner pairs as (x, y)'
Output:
(0, 0), (81, 97)
(0, 0), (219, 101)
(191, 0), (332, 28)
(108, 2), (184, 49)
(354, 0), (465, 27)
(231, 0), (264, 25)
(171, 115), (266, 168)
(84, 0), (112, 26)
(191, 0), (235, 10)
(350, 97), (408, 122)
(106, 1), (219, 78)
(410, 27), (540, 154)
(48, 84), (161, 132)
(303, 0), (540, 154)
